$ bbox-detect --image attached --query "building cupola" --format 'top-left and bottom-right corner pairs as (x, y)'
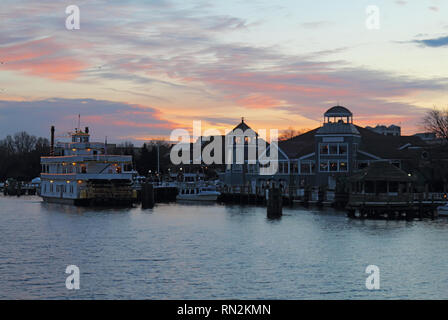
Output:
(324, 106), (353, 124)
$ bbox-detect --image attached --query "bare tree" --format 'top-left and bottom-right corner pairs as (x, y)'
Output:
(279, 127), (310, 141)
(13, 131), (37, 153)
(422, 107), (448, 142)
(116, 141), (135, 155)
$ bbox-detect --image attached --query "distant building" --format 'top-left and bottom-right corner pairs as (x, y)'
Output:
(365, 124), (401, 136)
(413, 132), (437, 141)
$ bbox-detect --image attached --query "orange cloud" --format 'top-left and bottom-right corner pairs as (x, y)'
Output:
(236, 93), (283, 109)
(0, 38), (87, 80)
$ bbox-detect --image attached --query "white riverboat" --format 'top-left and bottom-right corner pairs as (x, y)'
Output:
(40, 126), (137, 206)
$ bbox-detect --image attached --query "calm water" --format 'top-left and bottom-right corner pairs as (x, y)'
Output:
(1, 195), (448, 299)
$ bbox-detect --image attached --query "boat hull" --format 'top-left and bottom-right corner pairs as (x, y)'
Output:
(42, 196), (134, 207)
(176, 193), (219, 201)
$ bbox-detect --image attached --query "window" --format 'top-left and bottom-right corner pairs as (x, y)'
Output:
(320, 160), (348, 172)
(321, 143), (348, 155)
(278, 162), (289, 174)
(320, 161), (329, 172)
(300, 161), (315, 174)
(329, 161), (338, 172)
(330, 145), (338, 155)
(320, 144), (329, 155)
(291, 162), (299, 174)
(301, 163), (310, 174)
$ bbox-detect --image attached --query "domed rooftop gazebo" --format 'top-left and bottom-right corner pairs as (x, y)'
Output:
(324, 106), (353, 124)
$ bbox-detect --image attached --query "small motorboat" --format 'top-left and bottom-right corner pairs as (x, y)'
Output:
(437, 203), (448, 217)
(176, 185), (220, 201)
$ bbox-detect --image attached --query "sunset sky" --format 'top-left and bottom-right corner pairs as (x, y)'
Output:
(0, 0), (447, 144)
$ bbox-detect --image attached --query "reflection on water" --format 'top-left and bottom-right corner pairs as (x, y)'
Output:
(1, 195), (448, 299)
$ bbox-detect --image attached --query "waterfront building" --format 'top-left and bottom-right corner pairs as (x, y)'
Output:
(220, 106), (448, 192)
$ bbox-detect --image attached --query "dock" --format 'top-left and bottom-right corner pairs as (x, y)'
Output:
(2, 181), (38, 196)
(217, 185), (347, 208)
(346, 193), (445, 220)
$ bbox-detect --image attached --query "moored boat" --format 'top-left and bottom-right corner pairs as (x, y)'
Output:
(40, 125), (137, 206)
(177, 184), (220, 201)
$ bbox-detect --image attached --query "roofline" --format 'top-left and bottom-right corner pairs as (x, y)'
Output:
(315, 134), (360, 137)
(298, 152), (315, 160)
(259, 143), (289, 160)
(357, 150), (382, 160)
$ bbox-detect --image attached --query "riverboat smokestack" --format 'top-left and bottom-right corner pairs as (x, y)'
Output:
(50, 125), (55, 156)
(85, 127), (89, 134)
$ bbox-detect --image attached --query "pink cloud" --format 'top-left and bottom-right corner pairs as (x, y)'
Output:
(0, 38), (87, 80)
(235, 93), (283, 109)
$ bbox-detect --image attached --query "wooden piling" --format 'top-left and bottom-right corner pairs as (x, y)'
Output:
(141, 182), (155, 209)
(267, 187), (282, 218)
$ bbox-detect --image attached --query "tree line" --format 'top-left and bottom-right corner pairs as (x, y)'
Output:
(0, 132), (172, 181)
(0, 132), (50, 181)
